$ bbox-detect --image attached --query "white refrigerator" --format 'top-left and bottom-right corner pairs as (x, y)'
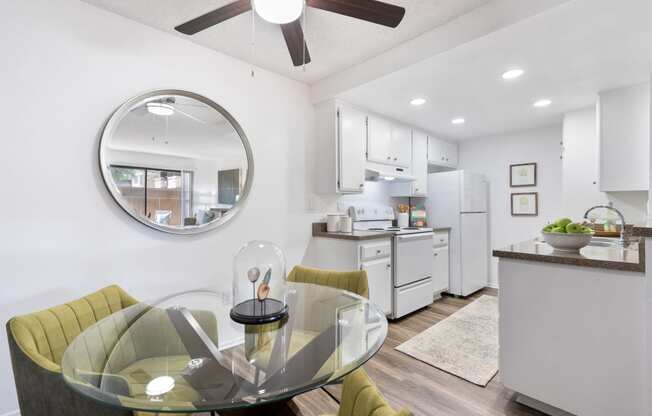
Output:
(427, 170), (488, 296)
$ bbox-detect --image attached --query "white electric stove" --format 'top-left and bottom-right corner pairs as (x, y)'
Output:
(348, 204), (434, 319)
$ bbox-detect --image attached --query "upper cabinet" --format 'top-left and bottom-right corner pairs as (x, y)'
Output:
(391, 123), (412, 168)
(598, 83), (650, 192)
(428, 136), (458, 168)
(367, 115), (411, 168)
(389, 130), (428, 197)
(316, 100), (367, 194)
(367, 115), (393, 165)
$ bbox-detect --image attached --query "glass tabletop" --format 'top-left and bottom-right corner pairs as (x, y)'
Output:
(61, 283), (387, 413)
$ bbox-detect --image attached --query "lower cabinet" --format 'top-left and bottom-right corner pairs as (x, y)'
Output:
(361, 258), (392, 315)
(432, 230), (450, 298)
(308, 237), (393, 316)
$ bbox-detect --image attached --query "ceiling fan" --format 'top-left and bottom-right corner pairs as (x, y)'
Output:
(175, 0), (406, 67)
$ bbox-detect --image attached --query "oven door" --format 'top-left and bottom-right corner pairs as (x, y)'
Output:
(394, 232), (434, 287)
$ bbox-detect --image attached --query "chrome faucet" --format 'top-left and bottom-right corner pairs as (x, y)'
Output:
(583, 205), (627, 245)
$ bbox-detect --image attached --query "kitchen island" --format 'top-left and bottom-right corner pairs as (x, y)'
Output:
(493, 238), (646, 416)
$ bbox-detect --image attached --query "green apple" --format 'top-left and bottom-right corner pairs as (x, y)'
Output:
(555, 218), (572, 228)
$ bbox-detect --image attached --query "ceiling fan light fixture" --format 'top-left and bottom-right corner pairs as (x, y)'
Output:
(147, 102), (175, 116)
(253, 0), (305, 24)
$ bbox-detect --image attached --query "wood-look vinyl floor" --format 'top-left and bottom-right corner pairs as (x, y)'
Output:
(210, 289), (544, 416)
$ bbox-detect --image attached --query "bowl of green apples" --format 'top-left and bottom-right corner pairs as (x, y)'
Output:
(542, 218), (594, 252)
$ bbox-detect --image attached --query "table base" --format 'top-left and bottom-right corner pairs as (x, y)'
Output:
(217, 399), (298, 416)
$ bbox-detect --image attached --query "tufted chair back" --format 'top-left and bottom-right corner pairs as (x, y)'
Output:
(337, 369), (413, 416)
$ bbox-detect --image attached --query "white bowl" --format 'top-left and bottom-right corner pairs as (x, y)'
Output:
(542, 231), (593, 252)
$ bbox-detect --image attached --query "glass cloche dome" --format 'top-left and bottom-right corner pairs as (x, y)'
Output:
(231, 241), (288, 325)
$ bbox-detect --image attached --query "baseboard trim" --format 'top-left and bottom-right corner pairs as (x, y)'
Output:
(516, 394), (574, 416)
(1, 409), (20, 416)
(486, 282), (499, 289)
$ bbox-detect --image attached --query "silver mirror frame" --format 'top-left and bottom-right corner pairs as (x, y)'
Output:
(99, 89), (254, 235)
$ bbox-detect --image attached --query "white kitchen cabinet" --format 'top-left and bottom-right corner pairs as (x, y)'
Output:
(361, 257), (392, 315)
(389, 130), (428, 197)
(428, 136), (458, 168)
(367, 115), (393, 165)
(432, 230), (449, 298)
(315, 100), (367, 194)
(338, 105), (367, 192)
(432, 246), (449, 298)
(308, 237), (393, 316)
(598, 83), (649, 192)
(390, 123), (412, 168)
(367, 115), (412, 168)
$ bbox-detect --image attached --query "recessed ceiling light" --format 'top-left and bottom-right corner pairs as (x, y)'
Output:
(451, 118), (466, 125)
(147, 102), (174, 116)
(502, 68), (525, 80)
(410, 98), (427, 106)
(533, 99), (552, 108)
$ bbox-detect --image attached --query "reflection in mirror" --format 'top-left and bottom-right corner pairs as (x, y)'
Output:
(100, 91), (253, 234)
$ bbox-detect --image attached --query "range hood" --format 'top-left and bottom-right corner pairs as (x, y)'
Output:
(365, 162), (416, 183)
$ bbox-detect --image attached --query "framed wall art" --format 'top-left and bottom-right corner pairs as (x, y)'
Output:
(511, 192), (538, 216)
(510, 163), (537, 187)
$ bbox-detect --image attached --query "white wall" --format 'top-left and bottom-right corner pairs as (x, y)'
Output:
(0, 0), (321, 413)
(563, 107), (648, 223)
(459, 125), (564, 287)
(647, 75), (652, 416)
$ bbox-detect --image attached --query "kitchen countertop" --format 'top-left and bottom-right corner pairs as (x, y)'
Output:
(493, 238), (645, 273)
(312, 223), (394, 241)
(632, 225), (652, 238)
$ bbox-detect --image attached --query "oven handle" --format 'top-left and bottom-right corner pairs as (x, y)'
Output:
(396, 232), (434, 241)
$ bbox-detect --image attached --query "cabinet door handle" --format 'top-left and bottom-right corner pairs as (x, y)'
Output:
(441, 157), (445, 161)
(386, 156), (391, 160)
(415, 188), (419, 192)
(376, 249), (382, 254)
(359, 183), (364, 188)
(386, 264), (391, 269)
(434, 253), (438, 257)
(393, 157), (397, 161)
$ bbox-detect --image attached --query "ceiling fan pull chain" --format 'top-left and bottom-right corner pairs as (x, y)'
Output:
(250, 1), (256, 78)
(302, 0), (307, 72)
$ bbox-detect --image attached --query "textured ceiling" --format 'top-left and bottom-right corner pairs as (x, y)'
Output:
(81, 0), (492, 83)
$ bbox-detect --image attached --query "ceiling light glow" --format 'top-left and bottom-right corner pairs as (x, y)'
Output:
(147, 102), (174, 116)
(502, 68), (525, 80)
(383, 176), (396, 181)
(533, 99), (552, 108)
(410, 98), (427, 106)
(253, 0), (304, 24)
(146, 376), (175, 396)
(451, 118), (466, 125)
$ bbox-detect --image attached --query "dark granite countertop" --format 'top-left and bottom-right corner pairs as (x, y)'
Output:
(633, 225), (652, 238)
(312, 223), (394, 241)
(493, 238), (645, 273)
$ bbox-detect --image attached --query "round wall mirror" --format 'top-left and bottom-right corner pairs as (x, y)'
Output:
(99, 90), (253, 234)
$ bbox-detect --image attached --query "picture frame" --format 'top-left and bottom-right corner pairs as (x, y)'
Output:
(511, 192), (538, 216)
(510, 162), (537, 187)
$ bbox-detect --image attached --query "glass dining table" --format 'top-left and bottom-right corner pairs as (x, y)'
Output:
(61, 283), (388, 415)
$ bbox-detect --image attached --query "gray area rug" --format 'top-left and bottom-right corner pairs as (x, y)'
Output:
(396, 295), (499, 386)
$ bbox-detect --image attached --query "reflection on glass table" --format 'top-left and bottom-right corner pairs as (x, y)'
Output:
(61, 283), (387, 414)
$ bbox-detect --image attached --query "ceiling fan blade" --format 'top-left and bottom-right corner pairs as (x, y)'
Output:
(281, 21), (312, 67)
(308, 0), (405, 28)
(175, 0), (251, 35)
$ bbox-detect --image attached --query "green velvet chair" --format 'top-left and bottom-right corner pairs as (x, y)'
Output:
(7, 285), (213, 416)
(323, 369), (412, 416)
(286, 265), (369, 299)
